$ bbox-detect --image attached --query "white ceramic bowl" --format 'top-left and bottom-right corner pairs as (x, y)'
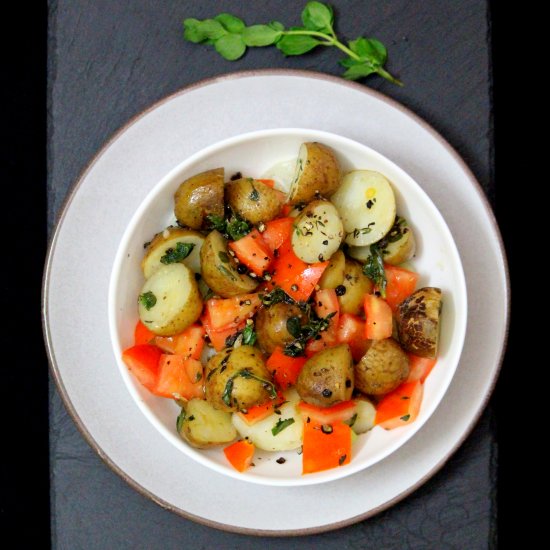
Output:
(108, 128), (467, 487)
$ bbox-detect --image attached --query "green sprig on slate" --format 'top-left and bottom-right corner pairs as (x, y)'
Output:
(183, 1), (401, 86)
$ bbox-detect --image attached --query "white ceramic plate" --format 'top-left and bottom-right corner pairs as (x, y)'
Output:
(108, 128), (467, 486)
(44, 70), (508, 534)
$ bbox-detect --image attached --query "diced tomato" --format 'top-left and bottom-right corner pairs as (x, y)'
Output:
(375, 381), (423, 430)
(384, 265), (419, 312)
(261, 217), (294, 256)
(228, 229), (273, 276)
(235, 391), (285, 425)
(302, 420), (352, 474)
(201, 313), (246, 352)
(407, 354), (437, 383)
(257, 178), (275, 187)
(204, 293), (261, 331)
(266, 248), (329, 302)
(122, 344), (163, 392)
(364, 294), (393, 340)
(267, 347), (307, 389)
(224, 439), (255, 472)
(306, 289), (340, 354)
(154, 324), (205, 359)
(134, 321), (156, 345)
(298, 400), (357, 425)
(281, 204), (294, 217)
(154, 355), (204, 400)
(336, 313), (369, 361)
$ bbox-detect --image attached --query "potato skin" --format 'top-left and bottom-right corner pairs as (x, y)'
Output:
(337, 260), (373, 315)
(174, 168), (224, 229)
(355, 338), (409, 395)
(226, 177), (282, 224)
(255, 302), (307, 355)
(296, 344), (354, 407)
(200, 230), (258, 297)
(205, 346), (274, 412)
(318, 249), (345, 289)
(288, 142), (341, 205)
(396, 287), (442, 358)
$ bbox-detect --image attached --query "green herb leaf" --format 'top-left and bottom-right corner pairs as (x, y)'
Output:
(214, 13), (246, 33)
(286, 316), (303, 338)
(183, 18), (206, 43)
(226, 215), (251, 240)
(400, 414), (411, 422)
(343, 63), (376, 80)
(242, 24), (283, 46)
(222, 369), (277, 407)
(215, 33), (246, 60)
(242, 324), (257, 346)
(206, 214), (227, 232)
(271, 417), (295, 436)
(176, 408), (186, 433)
(138, 291), (157, 310)
(349, 37), (387, 65)
(268, 21), (285, 32)
(284, 310), (336, 357)
(301, 1), (334, 33)
(261, 287), (294, 307)
(160, 242), (195, 264)
(218, 251), (230, 263)
(362, 244), (386, 297)
(276, 33), (320, 56)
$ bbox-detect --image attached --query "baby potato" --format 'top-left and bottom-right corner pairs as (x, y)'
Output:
(232, 389), (303, 451)
(318, 249), (345, 289)
(350, 397), (377, 434)
(296, 344), (354, 407)
(354, 338), (409, 395)
(174, 168), (224, 230)
(141, 226), (204, 278)
(348, 216), (416, 266)
(205, 346), (275, 413)
(337, 259), (373, 315)
(255, 302), (307, 355)
(288, 142), (341, 205)
(396, 287), (442, 358)
(226, 177), (282, 224)
(331, 170), (397, 247)
(138, 263), (202, 336)
(200, 230), (258, 297)
(177, 399), (237, 449)
(291, 200), (344, 263)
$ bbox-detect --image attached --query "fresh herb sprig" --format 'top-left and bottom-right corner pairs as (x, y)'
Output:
(183, 2), (401, 86)
(160, 242), (195, 264)
(206, 211), (251, 241)
(284, 310), (336, 357)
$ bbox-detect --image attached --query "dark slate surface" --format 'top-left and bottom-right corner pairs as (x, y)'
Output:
(48, 1), (496, 547)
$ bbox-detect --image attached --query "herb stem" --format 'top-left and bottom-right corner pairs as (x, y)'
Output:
(376, 66), (403, 87)
(282, 29), (358, 59)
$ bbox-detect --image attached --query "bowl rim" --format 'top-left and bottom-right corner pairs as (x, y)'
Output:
(107, 126), (468, 487)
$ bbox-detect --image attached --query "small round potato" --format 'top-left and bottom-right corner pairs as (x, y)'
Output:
(200, 230), (258, 297)
(141, 226), (204, 278)
(337, 260), (373, 315)
(296, 344), (354, 407)
(355, 338), (409, 395)
(205, 346), (275, 413)
(226, 177), (282, 224)
(318, 249), (345, 289)
(291, 200), (344, 263)
(174, 168), (224, 229)
(288, 142), (341, 205)
(138, 263), (202, 336)
(396, 287), (442, 358)
(255, 302), (307, 355)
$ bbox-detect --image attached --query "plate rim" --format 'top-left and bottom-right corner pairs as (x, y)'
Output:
(42, 68), (509, 536)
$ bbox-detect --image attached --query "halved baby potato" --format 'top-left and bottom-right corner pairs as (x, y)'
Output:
(348, 217), (416, 266)
(291, 200), (344, 263)
(331, 170), (396, 246)
(141, 227), (204, 278)
(337, 259), (373, 315)
(138, 263), (202, 336)
(226, 177), (282, 224)
(288, 142), (341, 205)
(318, 249), (345, 289)
(174, 167), (224, 230)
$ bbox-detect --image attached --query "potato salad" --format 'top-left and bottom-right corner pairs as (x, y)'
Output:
(122, 141), (442, 475)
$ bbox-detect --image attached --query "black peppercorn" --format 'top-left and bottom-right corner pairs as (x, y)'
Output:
(335, 284), (346, 296)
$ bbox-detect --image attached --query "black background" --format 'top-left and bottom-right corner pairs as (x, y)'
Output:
(2, 0), (517, 547)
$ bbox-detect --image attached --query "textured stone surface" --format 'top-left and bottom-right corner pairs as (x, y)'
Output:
(48, 1), (495, 547)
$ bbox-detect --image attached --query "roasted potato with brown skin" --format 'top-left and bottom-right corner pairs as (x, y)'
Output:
(141, 226), (204, 278)
(200, 230), (258, 297)
(174, 168), (224, 230)
(205, 346), (275, 412)
(337, 259), (373, 315)
(355, 338), (409, 395)
(138, 263), (202, 336)
(288, 142), (341, 205)
(296, 344), (354, 407)
(226, 177), (282, 224)
(255, 302), (307, 355)
(396, 287), (442, 358)
(177, 398), (237, 448)
(318, 249), (345, 289)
